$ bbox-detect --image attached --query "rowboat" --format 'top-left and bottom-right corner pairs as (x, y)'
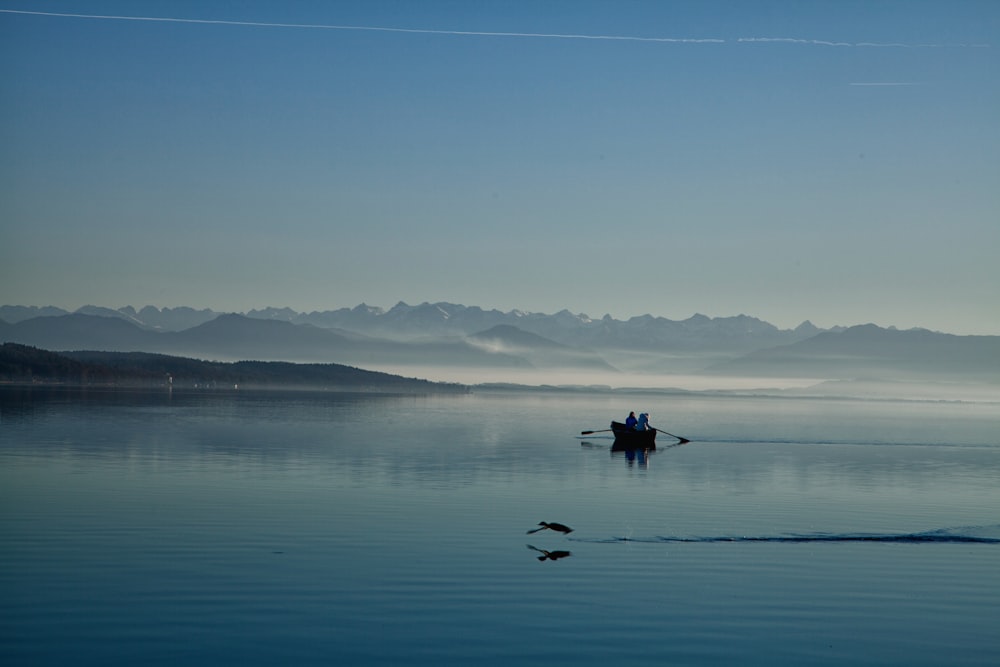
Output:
(610, 421), (656, 449)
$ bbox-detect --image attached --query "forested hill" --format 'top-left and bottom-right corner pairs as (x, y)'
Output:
(0, 344), (468, 394)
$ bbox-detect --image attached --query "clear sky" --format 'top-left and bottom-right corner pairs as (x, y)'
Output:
(2, 1), (998, 334)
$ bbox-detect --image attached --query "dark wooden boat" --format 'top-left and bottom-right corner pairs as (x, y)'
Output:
(610, 421), (656, 449)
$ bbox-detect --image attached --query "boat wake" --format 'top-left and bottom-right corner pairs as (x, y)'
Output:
(578, 526), (1000, 545)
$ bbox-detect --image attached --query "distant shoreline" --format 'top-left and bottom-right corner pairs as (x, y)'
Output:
(3, 378), (997, 406)
(0, 344), (470, 395)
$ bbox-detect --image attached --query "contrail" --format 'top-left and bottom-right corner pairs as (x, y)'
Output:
(849, 82), (927, 86)
(739, 36), (988, 48)
(0, 9), (721, 43)
(0, 9), (990, 48)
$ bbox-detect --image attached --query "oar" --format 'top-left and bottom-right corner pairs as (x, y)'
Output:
(580, 429), (613, 435)
(653, 427), (690, 444)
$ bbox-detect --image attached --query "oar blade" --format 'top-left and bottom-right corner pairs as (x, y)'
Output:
(653, 427), (690, 444)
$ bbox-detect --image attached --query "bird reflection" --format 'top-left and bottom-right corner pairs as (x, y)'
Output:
(527, 544), (572, 561)
(527, 521), (573, 535)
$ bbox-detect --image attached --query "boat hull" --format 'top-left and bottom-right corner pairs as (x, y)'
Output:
(610, 421), (656, 449)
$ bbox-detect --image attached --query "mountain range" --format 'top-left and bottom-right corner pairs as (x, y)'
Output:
(0, 302), (824, 352)
(705, 324), (1000, 381)
(2, 303), (998, 385)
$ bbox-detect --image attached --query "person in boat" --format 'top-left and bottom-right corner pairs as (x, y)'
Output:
(625, 411), (638, 430)
(636, 413), (650, 431)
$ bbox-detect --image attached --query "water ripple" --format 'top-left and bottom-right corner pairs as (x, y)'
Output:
(581, 526), (1000, 545)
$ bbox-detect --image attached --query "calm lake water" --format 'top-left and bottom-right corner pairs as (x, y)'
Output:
(2, 386), (998, 666)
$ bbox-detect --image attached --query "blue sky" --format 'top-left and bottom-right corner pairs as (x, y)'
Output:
(2, 1), (998, 334)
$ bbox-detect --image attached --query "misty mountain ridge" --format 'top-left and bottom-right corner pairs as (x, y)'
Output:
(1, 301), (834, 352)
(0, 313), (535, 370)
(467, 325), (618, 372)
(706, 324), (1000, 381)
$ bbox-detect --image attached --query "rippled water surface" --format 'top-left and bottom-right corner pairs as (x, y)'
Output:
(2, 386), (998, 666)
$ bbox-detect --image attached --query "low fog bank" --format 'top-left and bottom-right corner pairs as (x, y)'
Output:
(360, 363), (998, 403)
(778, 379), (1000, 403)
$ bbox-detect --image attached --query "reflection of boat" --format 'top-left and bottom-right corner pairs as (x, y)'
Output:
(611, 421), (656, 449)
(616, 446), (651, 466)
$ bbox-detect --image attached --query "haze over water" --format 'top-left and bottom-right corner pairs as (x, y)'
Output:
(2, 386), (998, 666)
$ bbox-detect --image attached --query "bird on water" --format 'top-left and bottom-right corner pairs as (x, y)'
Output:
(527, 521), (573, 535)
